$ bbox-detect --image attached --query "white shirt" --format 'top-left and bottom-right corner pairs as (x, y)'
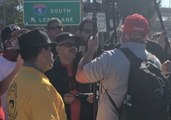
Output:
(0, 56), (16, 120)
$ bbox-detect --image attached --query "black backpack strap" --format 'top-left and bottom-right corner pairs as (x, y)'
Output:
(120, 48), (142, 65)
(104, 48), (143, 118)
(101, 84), (121, 117)
(120, 48), (142, 101)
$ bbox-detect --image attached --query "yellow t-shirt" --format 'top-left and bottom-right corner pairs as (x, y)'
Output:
(7, 66), (67, 120)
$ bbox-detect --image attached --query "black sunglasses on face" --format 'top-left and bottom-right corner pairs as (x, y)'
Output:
(48, 26), (63, 30)
(58, 41), (77, 48)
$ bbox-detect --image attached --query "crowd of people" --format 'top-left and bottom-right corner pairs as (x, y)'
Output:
(0, 13), (171, 120)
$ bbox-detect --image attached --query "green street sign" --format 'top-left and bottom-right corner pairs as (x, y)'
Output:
(23, 0), (81, 26)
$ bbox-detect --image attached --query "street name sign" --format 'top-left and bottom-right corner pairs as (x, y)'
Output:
(23, 0), (81, 26)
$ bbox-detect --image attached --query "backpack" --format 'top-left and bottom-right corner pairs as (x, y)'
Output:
(105, 48), (171, 120)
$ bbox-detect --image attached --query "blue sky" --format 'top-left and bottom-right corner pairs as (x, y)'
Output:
(161, 0), (170, 7)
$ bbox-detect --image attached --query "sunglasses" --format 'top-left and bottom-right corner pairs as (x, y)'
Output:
(58, 41), (77, 48)
(48, 26), (63, 30)
(84, 29), (93, 34)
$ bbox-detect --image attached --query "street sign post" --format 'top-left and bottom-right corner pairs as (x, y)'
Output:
(23, 0), (81, 26)
(97, 12), (106, 32)
(83, 12), (106, 32)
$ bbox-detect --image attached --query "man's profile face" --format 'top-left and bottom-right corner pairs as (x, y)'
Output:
(40, 45), (54, 72)
(57, 39), (78, 60)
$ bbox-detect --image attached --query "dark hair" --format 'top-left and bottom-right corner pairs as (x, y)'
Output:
(18, 28), (55, 62)
(20, 44), (50, 62)
(19, 46), (40, 62)
(79, 18), (93, 31)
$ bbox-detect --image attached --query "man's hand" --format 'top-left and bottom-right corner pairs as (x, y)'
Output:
(86, 93), (94, 103)
(87, 34), (99, 52)
(162, 60), (171, 75)
(16, 54), (23, 70)
(64, 93), (76, 104)
(76, 34), (99, 83)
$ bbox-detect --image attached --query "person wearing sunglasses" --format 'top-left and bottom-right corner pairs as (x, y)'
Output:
(76, 18), (104, 120)
(47, 18), (63, 42)
(46, 18), (64, 58)
(77, 18), (93, 55)
(45, 32), (94, 120)
(78, 18), (103, 56)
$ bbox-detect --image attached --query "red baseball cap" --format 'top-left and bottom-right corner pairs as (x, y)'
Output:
(122, 13), (149, 37)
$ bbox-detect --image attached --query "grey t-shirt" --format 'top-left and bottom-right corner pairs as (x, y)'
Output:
(83, 42), (161, 120)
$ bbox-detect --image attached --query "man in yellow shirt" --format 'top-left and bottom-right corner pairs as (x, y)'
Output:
(7, 28), (67, 120)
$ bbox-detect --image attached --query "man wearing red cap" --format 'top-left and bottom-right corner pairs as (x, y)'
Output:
(76, 13), (161, 120)
(0, 24), (28, 120)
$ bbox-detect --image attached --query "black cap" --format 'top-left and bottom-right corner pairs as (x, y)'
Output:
(55, 32), (80, 44)
(1, 24), (20, 42)
(18, 28), (56, 52)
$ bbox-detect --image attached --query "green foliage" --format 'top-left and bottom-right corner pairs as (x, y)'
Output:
(1, 0), (23, 26)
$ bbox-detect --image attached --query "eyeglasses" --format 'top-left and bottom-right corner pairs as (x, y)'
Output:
(58, 41), (77, 48)
(48, 26), (63, 30)
(83, 29), (93, 34)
